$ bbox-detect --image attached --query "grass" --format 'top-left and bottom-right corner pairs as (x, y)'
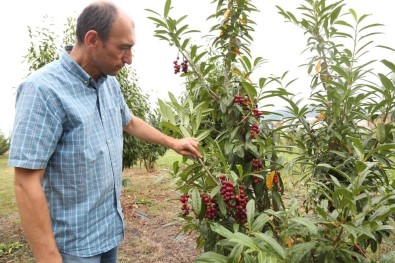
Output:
(0, 154), (16, 216)
(155, 149), (185, 169)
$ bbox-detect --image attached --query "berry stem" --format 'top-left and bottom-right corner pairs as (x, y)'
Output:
(197, 158), (220, 185)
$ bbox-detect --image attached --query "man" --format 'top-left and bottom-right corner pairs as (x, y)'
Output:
(8, 1), (201, 262)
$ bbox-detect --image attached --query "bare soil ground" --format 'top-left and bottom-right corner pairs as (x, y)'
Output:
(0, 167), (200, 263)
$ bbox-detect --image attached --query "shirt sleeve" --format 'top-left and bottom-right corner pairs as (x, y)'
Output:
(8, 82), (64, 169)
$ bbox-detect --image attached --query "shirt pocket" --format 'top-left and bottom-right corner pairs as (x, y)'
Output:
(105, 107), (123, 138)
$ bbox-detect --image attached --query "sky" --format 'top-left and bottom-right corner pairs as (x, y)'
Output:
(0, 0), (394, 137)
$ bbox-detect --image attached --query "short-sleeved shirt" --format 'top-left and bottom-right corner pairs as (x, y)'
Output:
(8, 50), (133, 257)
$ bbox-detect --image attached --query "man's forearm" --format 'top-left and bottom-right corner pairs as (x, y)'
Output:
(14, 168), (62, 263)
(124, 117), (176, 148)
(124, 117), (201, 158)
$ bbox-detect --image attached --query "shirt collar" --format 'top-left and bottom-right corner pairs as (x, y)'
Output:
(59, 50), (108, 89)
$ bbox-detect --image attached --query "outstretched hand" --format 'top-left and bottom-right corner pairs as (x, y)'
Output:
(172, 137), (202, 158)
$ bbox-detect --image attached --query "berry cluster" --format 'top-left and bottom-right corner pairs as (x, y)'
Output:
(201, 193), (219, 220)
(253, 175), (263, 184)
(219, 175), (248, 224)
(173, 56), (189, 74)
(219, 177), (235, 207)
(252, 159), (264, 184)
(250, 124), (260, 139)
(233, 94), (243, 104)
(173, 57), (181, 74)
(179, 194), (190, 216)
(273, 172), (280, 185)
(253, 107), (262, 118)
(252, 159), (263, 170)
(234, 185), (248, 224)
(181, 58), (188, 73)
(233, 94), (251, 108)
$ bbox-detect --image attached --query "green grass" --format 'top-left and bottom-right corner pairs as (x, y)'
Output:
(0, 154), (17, 216)
(155, 150), (185, 170)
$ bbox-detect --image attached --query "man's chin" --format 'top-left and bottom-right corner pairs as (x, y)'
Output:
(106, 70), (121, 76)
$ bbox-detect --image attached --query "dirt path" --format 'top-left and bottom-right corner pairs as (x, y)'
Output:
(119, 210), (198, 263)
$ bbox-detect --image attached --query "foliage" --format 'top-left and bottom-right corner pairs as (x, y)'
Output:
(25, 15), (59, 72)
(147, 0), (395, 261)
(147, 0), (288, 253)
(0, 132), (10, 155)
(23, 15), (165, 172)
(277, 0), (395, 258)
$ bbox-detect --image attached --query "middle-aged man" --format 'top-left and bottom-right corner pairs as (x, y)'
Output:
(8, 1), (201, 262)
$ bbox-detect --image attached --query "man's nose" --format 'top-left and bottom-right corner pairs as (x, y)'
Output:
(122, 49), (133, 65)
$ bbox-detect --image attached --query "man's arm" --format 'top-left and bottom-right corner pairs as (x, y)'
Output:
(14, 168), (62, 263)
(123, 116), (202, 158)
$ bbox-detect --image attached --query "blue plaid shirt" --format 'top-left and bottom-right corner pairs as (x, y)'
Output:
(9, 50), (133, 256)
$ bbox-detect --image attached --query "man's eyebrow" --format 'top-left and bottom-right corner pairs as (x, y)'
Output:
(120, 44), (134, 48)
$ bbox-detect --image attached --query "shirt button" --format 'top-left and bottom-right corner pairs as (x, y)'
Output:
(113, 163), (116, 167)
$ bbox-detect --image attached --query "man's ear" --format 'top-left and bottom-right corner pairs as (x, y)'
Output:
(84, 30), (99, 48)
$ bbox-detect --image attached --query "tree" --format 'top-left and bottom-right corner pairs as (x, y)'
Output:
(0, 132), (10, 155)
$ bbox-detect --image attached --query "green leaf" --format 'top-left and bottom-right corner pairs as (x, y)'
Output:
(254, 233), (286, 259)
(243, 81), (257, 100)
(251, 213), (270, 232)
(369, 204), (395, 221)
(196, 129), (212, 141)
(351, 137), (364, 161)
(365, 144), (395, 161)
(191, 188), (201, 215)
(203, 64), (215, 77)
(258, 77), (266, 88)
(379, 73), (395, 92)
(230, 233), (259, 251)
(290, 217), (318, 235)
(381, 59), (395, 72)
(180, 126), (192, 138)
(289, 242), (316, 263)
(342, 223), (376, 241)
(164, 0), (171, 18)
(158, 99), (176, 124)
(246, 199), (255, 227)
(349, 8), (357, 22)
(332, 65), (349, 79)
(210, 222), (234, 239)
(240, 56), (252, 72)
(195, 252), (229, 263)
(175, 24), (189, 37)
(193, 51), (208, 64)
(146, 16), (168, 29)
(181, 38), (190, 50)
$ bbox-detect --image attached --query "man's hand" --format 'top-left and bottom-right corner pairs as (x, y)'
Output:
(171, 137), (202, 158)
(124, 117), (202, 158)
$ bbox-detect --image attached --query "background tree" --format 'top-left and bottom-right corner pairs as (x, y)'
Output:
(0, 131), (10, 155)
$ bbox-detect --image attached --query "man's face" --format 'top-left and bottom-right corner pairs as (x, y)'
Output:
(95, 13), (135, 76)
